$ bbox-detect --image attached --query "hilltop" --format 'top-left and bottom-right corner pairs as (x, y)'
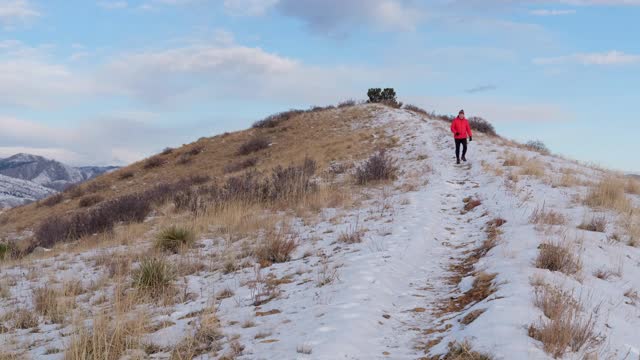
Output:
(0, 103), (639, 360)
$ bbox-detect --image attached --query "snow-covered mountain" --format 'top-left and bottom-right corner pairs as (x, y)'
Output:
(0, 153), (117, 191)
(0, 173), (56, 208)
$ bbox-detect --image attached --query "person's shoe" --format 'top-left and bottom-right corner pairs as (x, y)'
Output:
(456, 159), (461, 165)
(462, 156), (467, 162)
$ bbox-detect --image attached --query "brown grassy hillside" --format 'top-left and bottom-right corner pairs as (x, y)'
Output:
(0, 104), (393, 253)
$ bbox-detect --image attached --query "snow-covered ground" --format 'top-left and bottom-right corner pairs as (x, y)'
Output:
(1, 105), (639, 359)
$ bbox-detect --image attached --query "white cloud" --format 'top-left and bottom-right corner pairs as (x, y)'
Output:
(0, 0), (38, 28)
(530, 9), (577, 15)
(223, 0), (279, 16)
(0, 41), (98, 108)
(534, 50), (640, 65)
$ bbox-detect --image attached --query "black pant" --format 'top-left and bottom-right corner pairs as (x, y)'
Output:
(455, 139), (467, 161)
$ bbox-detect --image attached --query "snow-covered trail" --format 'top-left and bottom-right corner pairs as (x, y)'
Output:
(309, 113), (498, 359)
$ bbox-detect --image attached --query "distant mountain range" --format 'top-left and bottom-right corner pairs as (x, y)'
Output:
(0, 153), (117, 208)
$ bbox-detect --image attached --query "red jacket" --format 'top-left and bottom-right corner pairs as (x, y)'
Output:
(451, 117), (472, 139)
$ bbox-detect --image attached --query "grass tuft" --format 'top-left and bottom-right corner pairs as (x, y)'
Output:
(155, 226), (196, 253)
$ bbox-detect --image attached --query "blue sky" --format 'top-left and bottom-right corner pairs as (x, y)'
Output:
(1, 0), (639, 172)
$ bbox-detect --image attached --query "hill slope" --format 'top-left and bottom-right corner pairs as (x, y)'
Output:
(0, 104), (639, 359)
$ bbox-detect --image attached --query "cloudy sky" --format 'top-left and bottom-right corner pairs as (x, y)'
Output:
(1, 0), (639, 171)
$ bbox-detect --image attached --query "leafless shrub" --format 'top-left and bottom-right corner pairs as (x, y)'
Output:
(65, 185), (85, 199)
(338, 217), (363, 244)
(143, 156), (166, 169)
(40, 193), (64, 207)
(237, 136), (270, 156)
(224, 157), (258, 174)
(118, 170), (134, 180)
(355, 150), (397, 185)
(253, 109), (305, 128)
(403, 104), (429, 115)
(577, 215), (607, 233)
(468, 117), (497, 136)
(536, 241), (581, 276)
(337, 99), (356, 108)
(78, 195), (104, 208)
(525, 140), (551, 155)
(161, 147), (174, 155)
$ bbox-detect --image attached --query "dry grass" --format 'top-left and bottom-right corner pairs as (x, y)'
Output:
(462, 197), (482, 213)
(584, 177), (631, 213)
(535, 241), (581, 276)
(171, 305), (223, 359)
(255, 224), (298, 267)
(155, 225), (197, 253)
(529, 206), (566, 226)
(132, 257), (175, 298)
(620, 213), (640, 247)
(65, 312), (147, 360)
(519, 159), (546, 178)
(625, 178), (640, 195)
(438, 341), (493, 360)
(577, 215), (607, 233)
(33, 286), (72, 324)
(338, 217), (364, 244)
(529, 281), (599, 358)
(502, 152), (526, 167)
(12, 308), (39, 329)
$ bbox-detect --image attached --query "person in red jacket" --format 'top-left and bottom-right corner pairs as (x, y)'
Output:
(450, 110), (473, 164)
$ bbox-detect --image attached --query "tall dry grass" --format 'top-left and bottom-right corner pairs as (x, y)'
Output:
(584, 177), (631, 213)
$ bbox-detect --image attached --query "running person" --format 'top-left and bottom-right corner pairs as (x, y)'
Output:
(450, 110), (473, 164)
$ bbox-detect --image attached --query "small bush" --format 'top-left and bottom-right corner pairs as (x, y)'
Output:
(256, 226), (298, 266)
(536, 241), (581, 275)
(355, 150), (397, 185)
(65, 185), (85, 199)
(577, 215), (607, 232)
(161, 147), (174, 155)
(132, 258), (174, 295)
(237, 136), (270, 156)
(78, 195), (104, 208)
(118, 170), (134, 180)
(224, 157), (258, 174)
(528, 309), (598, 358)
(441, 341), (493, 360)
(143, 156), (166, 169)
(186, 145), (204, 156)
(525, 140), (551, 155)
(155, 226), (196, 253)
(519, 159), (545, 178)
(403, 104), (428, 115)
(40, 193), (64, 207)
(468, 116), (497, 136)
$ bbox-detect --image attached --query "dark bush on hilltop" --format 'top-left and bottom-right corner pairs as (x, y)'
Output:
(525, 140), (551, 155)
(404, 104), (429, 116)
(355, 150), (398, 185)
(237, 136), (270, 155)
(367, 88), (402, 108)
(468, 116), (497, 136)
